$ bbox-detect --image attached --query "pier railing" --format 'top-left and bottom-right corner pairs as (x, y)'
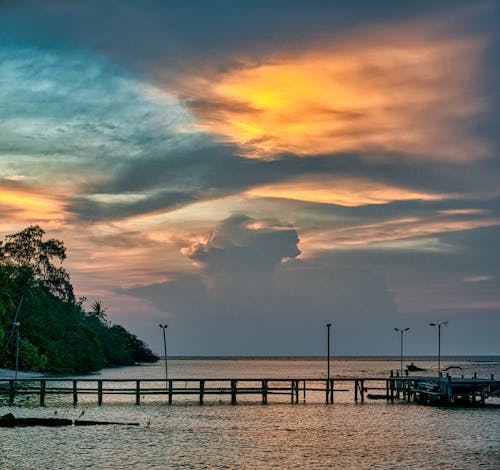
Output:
(1, 375), (497, 407)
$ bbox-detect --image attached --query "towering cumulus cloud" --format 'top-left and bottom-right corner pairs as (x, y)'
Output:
(183, 214), (301, 295)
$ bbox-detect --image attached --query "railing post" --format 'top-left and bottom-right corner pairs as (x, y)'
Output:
(262, 380), (268, 405)
(446, 375), (452, 405)
(98, 380), (103, 405)
(40, 380), (46, 406)
(231, 380), (237, 405)
(136, 380), (141, 405)
(9, 380), (15, 404)
(73, 380), (78, 405)
(199, 380), (205, 405)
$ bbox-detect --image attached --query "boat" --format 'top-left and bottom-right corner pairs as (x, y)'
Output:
(406, 362), (426, 372)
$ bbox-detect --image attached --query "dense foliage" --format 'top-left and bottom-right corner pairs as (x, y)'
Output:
(0, 226), (158, 373)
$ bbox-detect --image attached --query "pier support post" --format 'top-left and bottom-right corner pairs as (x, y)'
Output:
(231, 380), (237, 405)
(168, 380), (173, 404)
(354, 379), (358, 402)
(73, 380), (78, 405)
(330, 379), (334, 404)
(98, 380), (103, 405)
(262, 380), (268, 405)
(360, 380), (365, 404)
(9, 380), (15, 404)
(389, 373), (395, 403)
(40, 380), (46, 406)
(325, 379), (329, 404)
(199, 380), (205, 405)
(136, 380), (140, 405)
(446, 375), (452, 405)
(303, 380), (306, 403)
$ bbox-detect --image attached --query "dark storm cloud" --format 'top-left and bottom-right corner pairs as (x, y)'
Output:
(0, 0), (481, 77)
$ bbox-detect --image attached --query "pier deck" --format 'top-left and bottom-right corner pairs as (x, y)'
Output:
(1, 375), (497, 406)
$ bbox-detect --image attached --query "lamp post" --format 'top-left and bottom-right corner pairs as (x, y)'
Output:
(326, 323), (332, 381)
(14, 322), (20, 381)
(159, 323), (168, 385)
(394, 327), (409, 376)
(429, 321), (448, 376)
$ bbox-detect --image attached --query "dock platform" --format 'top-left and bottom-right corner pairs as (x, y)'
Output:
(1, 374), (498, 407)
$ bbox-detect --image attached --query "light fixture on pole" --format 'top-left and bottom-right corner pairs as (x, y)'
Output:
(429, 321), (448, 376)
(158, 323), (168, 385)
(326, 323), (332, 381)
(394, 327), (409, 376)
(14, 322), (20, 381)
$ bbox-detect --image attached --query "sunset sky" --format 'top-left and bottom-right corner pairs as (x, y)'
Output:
(1, 1), (499, 356)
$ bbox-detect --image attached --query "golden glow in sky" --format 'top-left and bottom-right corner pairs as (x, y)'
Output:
(190, 35), (486, 160)
(0, 186), (66, 224)
(246, 177), (450, 207)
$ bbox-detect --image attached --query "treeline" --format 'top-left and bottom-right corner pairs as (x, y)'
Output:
(0, 226), (158, 373)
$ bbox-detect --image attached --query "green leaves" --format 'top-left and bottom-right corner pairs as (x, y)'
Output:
(0, 225), (74, 303)
(0, 226), (157, 373)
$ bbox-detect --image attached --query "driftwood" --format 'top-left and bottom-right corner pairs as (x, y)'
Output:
(0, 413), (139, 427)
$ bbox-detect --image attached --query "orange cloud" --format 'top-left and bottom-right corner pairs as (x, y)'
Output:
(246, 177), (451, 207)
(299, 217), (500, 255)
(0, 185), (67, 225)
(186, 33), (487, 161)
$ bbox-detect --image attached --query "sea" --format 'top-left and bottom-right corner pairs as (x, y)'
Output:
(1, 357), (499, 469)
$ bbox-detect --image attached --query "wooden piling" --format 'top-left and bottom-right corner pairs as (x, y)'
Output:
(168, 380), (173, 404)
(40, 380), (46, 406)
(325, 379), (329, 404)
(199, 380), (205, 405)
(231, 380), (237, 405)
(262, 380), (268, 404)
(329, 379), (334, 404)
(73, 380), (78, 405)
(135, 380), (140, 405)
(360, 379), (365, 403)
(354, 379), (358, 402)
(97, 380), (103, 405)
(9, 380), (15, 404)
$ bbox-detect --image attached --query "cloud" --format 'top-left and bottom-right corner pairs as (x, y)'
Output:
(246, 176), (453, 207)
(185, 33), (488, 161)
(182, 214), (301, 294)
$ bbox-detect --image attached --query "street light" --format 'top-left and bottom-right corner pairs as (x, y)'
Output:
(14, 322), (20, 381)
(394, 327), (409, 376)
(326, 323), (332, 381)
(158, 323), (168, 385)
(429, 321), (448, 375)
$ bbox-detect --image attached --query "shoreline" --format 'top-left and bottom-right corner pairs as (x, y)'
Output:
(0, 369), (44, 380)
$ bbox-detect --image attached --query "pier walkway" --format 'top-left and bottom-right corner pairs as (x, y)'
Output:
(1, 374), (498, 406)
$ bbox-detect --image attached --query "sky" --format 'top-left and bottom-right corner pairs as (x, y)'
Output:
(1, 0), (499, 356)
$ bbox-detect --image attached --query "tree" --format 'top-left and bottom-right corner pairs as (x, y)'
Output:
(0, 226), (74, 302)
(88, 300), (108, 324)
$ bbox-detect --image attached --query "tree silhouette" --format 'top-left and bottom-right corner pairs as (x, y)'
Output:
(0, 225), (74, 303)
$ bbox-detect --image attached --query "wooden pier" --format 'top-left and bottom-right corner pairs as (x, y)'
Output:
(1, 375), (498, 407)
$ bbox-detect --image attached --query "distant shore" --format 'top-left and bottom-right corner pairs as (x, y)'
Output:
(0, 369), (44, 379)
(162, 355), (500, 361)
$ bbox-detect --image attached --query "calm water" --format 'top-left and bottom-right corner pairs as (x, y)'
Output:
(1, 358), (499, 469)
